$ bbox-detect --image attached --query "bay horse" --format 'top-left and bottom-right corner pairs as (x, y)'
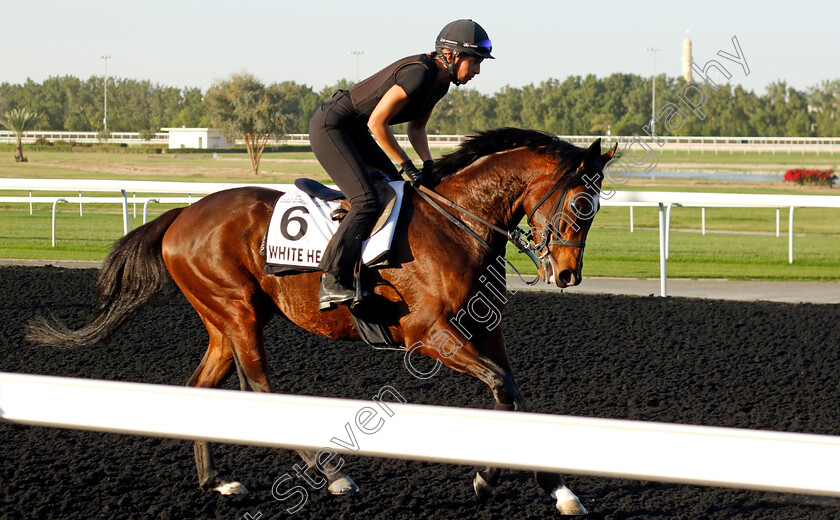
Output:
(28, 128), (616, 515)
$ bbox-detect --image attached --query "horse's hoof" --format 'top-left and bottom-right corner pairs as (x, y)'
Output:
(328, 476), (359, 495)
(473, 472), (494, 500)
(214, 481), (249, 495)
(553, 485), (587, 515)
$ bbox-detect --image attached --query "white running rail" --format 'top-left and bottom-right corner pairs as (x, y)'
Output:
(1, 372), (839, 498)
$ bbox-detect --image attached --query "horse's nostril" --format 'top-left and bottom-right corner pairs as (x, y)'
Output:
(558, 269), (575, 286)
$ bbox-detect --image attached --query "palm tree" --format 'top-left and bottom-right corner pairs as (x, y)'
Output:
(0, 108), (41, 162)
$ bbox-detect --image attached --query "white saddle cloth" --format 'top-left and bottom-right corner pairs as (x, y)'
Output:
(264, 181), (406, 271)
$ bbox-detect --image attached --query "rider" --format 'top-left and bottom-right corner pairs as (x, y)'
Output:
(310, 19), (494, 310)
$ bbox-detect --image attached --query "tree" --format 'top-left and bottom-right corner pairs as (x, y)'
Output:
(807, 79), (840, 136)
(205, 73), (288, 174)
(318, 79), (354, 102)
(0, 107), (41, 162)
(588, 114), (612, 135)
(169, 87), (211, 128)
(271, 81), (320, 133)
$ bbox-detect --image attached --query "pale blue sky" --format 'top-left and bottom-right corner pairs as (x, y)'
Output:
(3, 0), (837, 95)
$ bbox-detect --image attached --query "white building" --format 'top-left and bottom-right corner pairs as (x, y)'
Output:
(161, 128), (232, 149)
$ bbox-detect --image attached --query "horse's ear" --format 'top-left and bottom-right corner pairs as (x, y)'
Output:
(602, 142), (618, 160)
(582, 138), (601, 170)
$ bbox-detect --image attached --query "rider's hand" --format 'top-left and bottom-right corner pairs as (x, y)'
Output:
(400, 160), (425, 188)
(422, 159), (435, 180)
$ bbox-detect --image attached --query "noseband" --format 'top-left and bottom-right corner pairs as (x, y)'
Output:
(525, 178), (588, 248)
(518, 178), (587, 277)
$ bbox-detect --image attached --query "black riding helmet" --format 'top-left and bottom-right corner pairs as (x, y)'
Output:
(435, 19), (494, 85)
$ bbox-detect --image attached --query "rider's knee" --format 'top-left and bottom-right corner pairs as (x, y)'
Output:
(351, 190), (380, 214)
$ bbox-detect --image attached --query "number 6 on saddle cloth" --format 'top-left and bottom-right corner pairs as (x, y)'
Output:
(263, 177), (404, 275)
(263, 177), (406, 348)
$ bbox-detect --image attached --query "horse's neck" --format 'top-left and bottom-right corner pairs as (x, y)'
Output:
(435, 149), (547, 230)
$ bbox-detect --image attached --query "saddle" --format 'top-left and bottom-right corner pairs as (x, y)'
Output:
(290, 176), (402, 350)
(293, 177), (398, 237)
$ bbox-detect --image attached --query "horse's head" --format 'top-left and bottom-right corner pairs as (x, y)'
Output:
(522, 139), (616, 287)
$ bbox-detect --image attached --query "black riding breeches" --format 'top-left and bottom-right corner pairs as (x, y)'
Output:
(309, 91), (399, 283)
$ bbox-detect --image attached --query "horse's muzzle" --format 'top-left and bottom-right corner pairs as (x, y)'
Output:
(541, 255), (580, 288)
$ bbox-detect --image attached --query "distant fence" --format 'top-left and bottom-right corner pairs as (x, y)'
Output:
(607, 191), (840, 296)
(2, 178), (839, 296)
(0, 178), (291, 245)
(0, 130), (169, 146)
(4, 131), (840, 154)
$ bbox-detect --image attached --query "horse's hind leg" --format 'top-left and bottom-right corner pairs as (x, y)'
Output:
(185, 325), (246, 494)
(216, 302), (360, 496)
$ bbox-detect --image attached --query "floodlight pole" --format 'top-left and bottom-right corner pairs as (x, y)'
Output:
(646, 47), (661, 134)
(100, 55), (111, 131)
(350, 51), (364, 82)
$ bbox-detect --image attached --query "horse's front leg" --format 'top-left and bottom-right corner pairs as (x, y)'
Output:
(407, 321), (587, 516)
(293, 449), (359, 496)
(475, 367), (587, 516)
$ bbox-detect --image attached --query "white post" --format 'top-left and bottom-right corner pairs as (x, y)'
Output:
(51, 198), (68, 247)
(701, 207), (706, 236)
(658, 203), (668, 297)
(79, 191), (83, 216)
(789, 206), (794, 264)
(29, 190), (33, 215)
(665, 203), (673, 260)
(142, 199), (159, 224)
(120, 189), (129, 236)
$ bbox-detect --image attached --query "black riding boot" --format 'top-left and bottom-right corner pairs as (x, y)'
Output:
(318, 273), (355, 310)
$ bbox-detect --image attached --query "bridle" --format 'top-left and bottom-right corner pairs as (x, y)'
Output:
(523, 177), (589, 275)
(414, 174), (588, 286)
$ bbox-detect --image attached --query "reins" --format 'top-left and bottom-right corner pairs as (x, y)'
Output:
(414, 186), (541, 285)
(415, 183), (583, 287)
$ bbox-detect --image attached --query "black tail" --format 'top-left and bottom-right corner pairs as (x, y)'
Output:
(26, 207), (186, 347)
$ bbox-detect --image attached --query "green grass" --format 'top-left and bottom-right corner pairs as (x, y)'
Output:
(0, 151), (331, 183)
(648, 148), (840, 168)
(502, 205), (840, 280)
(0, 207), (181, 261)
(1, 149), (839, 279)
(2, 204), (839, 280)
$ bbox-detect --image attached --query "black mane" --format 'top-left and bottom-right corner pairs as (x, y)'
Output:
(430, 128), (586, 185)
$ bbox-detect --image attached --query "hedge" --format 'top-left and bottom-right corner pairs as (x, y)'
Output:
(0, 144), (163, 154)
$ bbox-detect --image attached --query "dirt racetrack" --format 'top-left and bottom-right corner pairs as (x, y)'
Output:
(1, 265), (839, 520)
